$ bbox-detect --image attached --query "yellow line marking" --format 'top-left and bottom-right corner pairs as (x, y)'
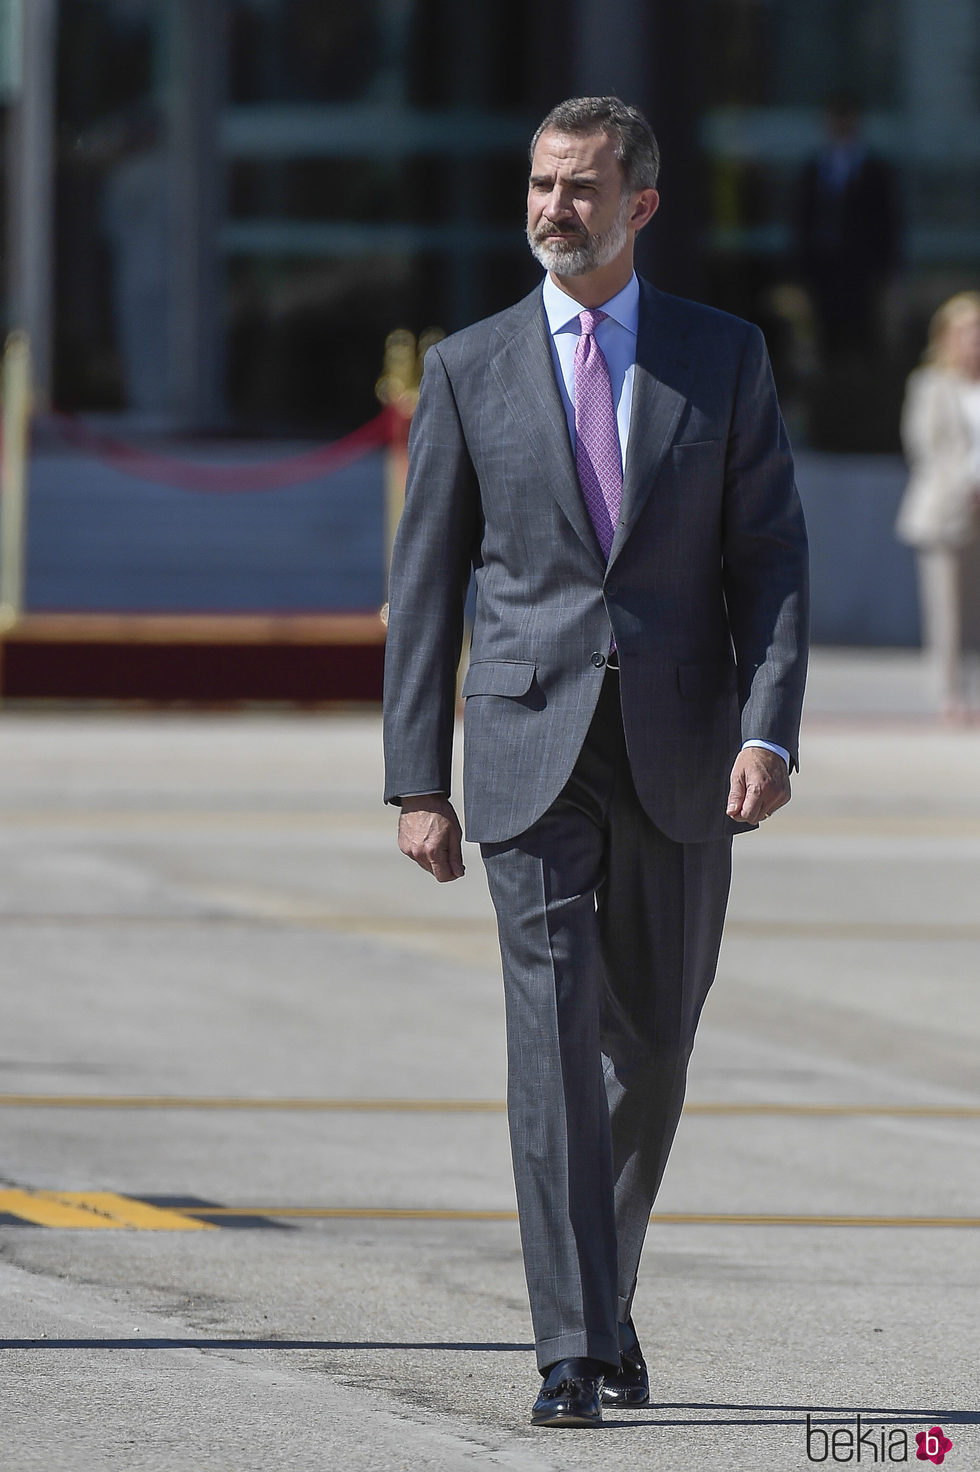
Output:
(1, 909), (979, 941)
(651, 1214), (980, 1228)
(0, 912), (493, 930)
(0, 811), (386, 832)
(0, 1095), (506, 1112)
(173, 1207), (980, 1228)
(0, 1096), (977, 1117)
(0, 1191), (125, 1229)
(319, 915), (980, 942)
(765, 816), (980, 838)
(0, 1190), (214, 1230)
(684, 1103), (980, 1118)
(0, 1195), (973, 1230)
(3, 809), (980, 838)
(725, 918), (980, 941)
(652, 1213), (980, 1228)
(192, 1208), (521, 1221)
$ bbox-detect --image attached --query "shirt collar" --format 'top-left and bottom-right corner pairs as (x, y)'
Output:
(541, 270), (639, 336)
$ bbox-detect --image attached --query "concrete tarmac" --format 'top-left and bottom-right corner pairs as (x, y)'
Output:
(0, 648), (978, 1470)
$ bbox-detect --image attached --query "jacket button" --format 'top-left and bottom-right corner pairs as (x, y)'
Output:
(591, 651), (606, 668)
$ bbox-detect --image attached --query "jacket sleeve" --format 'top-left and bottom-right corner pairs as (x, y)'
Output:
(382, 344), (482, 806)
(721, 325), (810, 770)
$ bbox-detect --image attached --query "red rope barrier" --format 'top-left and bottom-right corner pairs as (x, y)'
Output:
(46, 406), (395, 494)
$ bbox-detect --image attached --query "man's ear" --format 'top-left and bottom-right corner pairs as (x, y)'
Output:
(630, 189), (660, 234)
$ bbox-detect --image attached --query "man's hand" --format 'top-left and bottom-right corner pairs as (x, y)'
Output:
(398, 795), (466, 882)
(726, 748), (791, 825)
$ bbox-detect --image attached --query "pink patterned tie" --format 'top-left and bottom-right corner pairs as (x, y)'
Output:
(574, 309), (622, 559)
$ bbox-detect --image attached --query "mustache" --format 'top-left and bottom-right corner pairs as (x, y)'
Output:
(531, 223), (587, 244)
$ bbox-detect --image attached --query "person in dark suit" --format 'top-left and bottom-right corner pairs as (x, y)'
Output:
(795, 91), (900, 363)
(383, 96), (809, 1428)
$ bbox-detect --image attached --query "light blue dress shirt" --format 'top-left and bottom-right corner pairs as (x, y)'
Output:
(539, 270), (789, 772)
(542, 270), (638, 469)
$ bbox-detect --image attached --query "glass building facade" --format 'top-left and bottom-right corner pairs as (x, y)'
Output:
(5, 0), (979, 446)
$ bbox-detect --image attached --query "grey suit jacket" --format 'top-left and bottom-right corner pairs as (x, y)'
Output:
(383, 277), (809, 846)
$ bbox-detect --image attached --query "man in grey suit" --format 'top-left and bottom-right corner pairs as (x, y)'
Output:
(383, 96), (808, 1428)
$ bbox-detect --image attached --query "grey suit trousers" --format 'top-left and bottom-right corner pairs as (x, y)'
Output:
(481, 668), (732, 1371)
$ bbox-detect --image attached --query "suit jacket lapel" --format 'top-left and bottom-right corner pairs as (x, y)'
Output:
(607, 282), (694, 571)
(490, 290), (606, 570)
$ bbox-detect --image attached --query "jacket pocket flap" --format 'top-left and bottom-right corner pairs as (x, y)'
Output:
(462, 659), (537, 698)
(677, 660), (736, 698)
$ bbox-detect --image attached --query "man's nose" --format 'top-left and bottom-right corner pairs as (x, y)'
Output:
(543, 187), (574, 220)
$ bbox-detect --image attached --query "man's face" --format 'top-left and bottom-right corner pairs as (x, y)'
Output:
(526, 129), (637, 276)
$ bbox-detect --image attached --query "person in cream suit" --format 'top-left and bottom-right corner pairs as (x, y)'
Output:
(383, 97), (809, 1427)
(897, 292), (980, 718)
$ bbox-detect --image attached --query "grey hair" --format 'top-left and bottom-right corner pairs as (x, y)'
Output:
(529, 96), (660, 191)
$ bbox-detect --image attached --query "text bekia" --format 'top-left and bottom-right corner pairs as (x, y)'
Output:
(805, 1416), (953, 1463)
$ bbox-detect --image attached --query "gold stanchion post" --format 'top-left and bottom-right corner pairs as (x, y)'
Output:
(374, 326), (472, 697)
(375, 327), (443, 619)
(0, 332), (33, 689)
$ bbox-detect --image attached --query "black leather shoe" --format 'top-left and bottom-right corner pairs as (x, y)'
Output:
(600, 1326), (650, 1407)
(531, 1358), (605, 1427)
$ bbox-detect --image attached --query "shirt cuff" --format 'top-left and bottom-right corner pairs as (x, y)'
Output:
(741, 739), (790, 768)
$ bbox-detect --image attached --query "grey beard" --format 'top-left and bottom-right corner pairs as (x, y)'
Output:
(526, 199), (631, 276)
